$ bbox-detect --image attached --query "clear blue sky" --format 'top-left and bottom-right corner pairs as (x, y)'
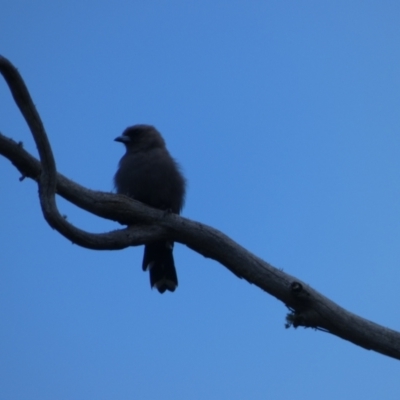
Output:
(1, 1), (400, 399)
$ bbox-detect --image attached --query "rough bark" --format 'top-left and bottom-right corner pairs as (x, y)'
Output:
(1, 55), (399, 360)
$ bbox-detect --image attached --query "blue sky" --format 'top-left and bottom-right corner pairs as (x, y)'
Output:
(1, 1), (400, 399)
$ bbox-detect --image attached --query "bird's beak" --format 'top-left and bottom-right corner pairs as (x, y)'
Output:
(114, 135), (130, 143)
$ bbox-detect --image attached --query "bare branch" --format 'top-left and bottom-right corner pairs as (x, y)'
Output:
(0, 132), (172, 249)
(1, 55), (400, 361)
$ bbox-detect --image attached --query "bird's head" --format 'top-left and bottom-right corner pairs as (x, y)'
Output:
(115, 125), (166, 151)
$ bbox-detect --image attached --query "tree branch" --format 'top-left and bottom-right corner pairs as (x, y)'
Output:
(1, 55), (399, 360)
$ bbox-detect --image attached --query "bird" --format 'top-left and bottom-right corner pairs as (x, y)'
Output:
(114, 125), (186, 293)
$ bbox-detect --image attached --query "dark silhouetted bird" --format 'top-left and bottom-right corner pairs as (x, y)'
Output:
(114, 125), (186, 293)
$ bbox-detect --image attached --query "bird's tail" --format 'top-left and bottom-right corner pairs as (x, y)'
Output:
(142, 242), (178, 293)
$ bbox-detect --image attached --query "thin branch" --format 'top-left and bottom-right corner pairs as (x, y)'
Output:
(1, 55), (400, 360)
(0, 55), (171, 249)
(0, 55), (121, 247)
(0, 132), (172, 249)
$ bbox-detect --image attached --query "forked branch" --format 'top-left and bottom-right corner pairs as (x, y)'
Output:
(1, 55), (399, 360)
